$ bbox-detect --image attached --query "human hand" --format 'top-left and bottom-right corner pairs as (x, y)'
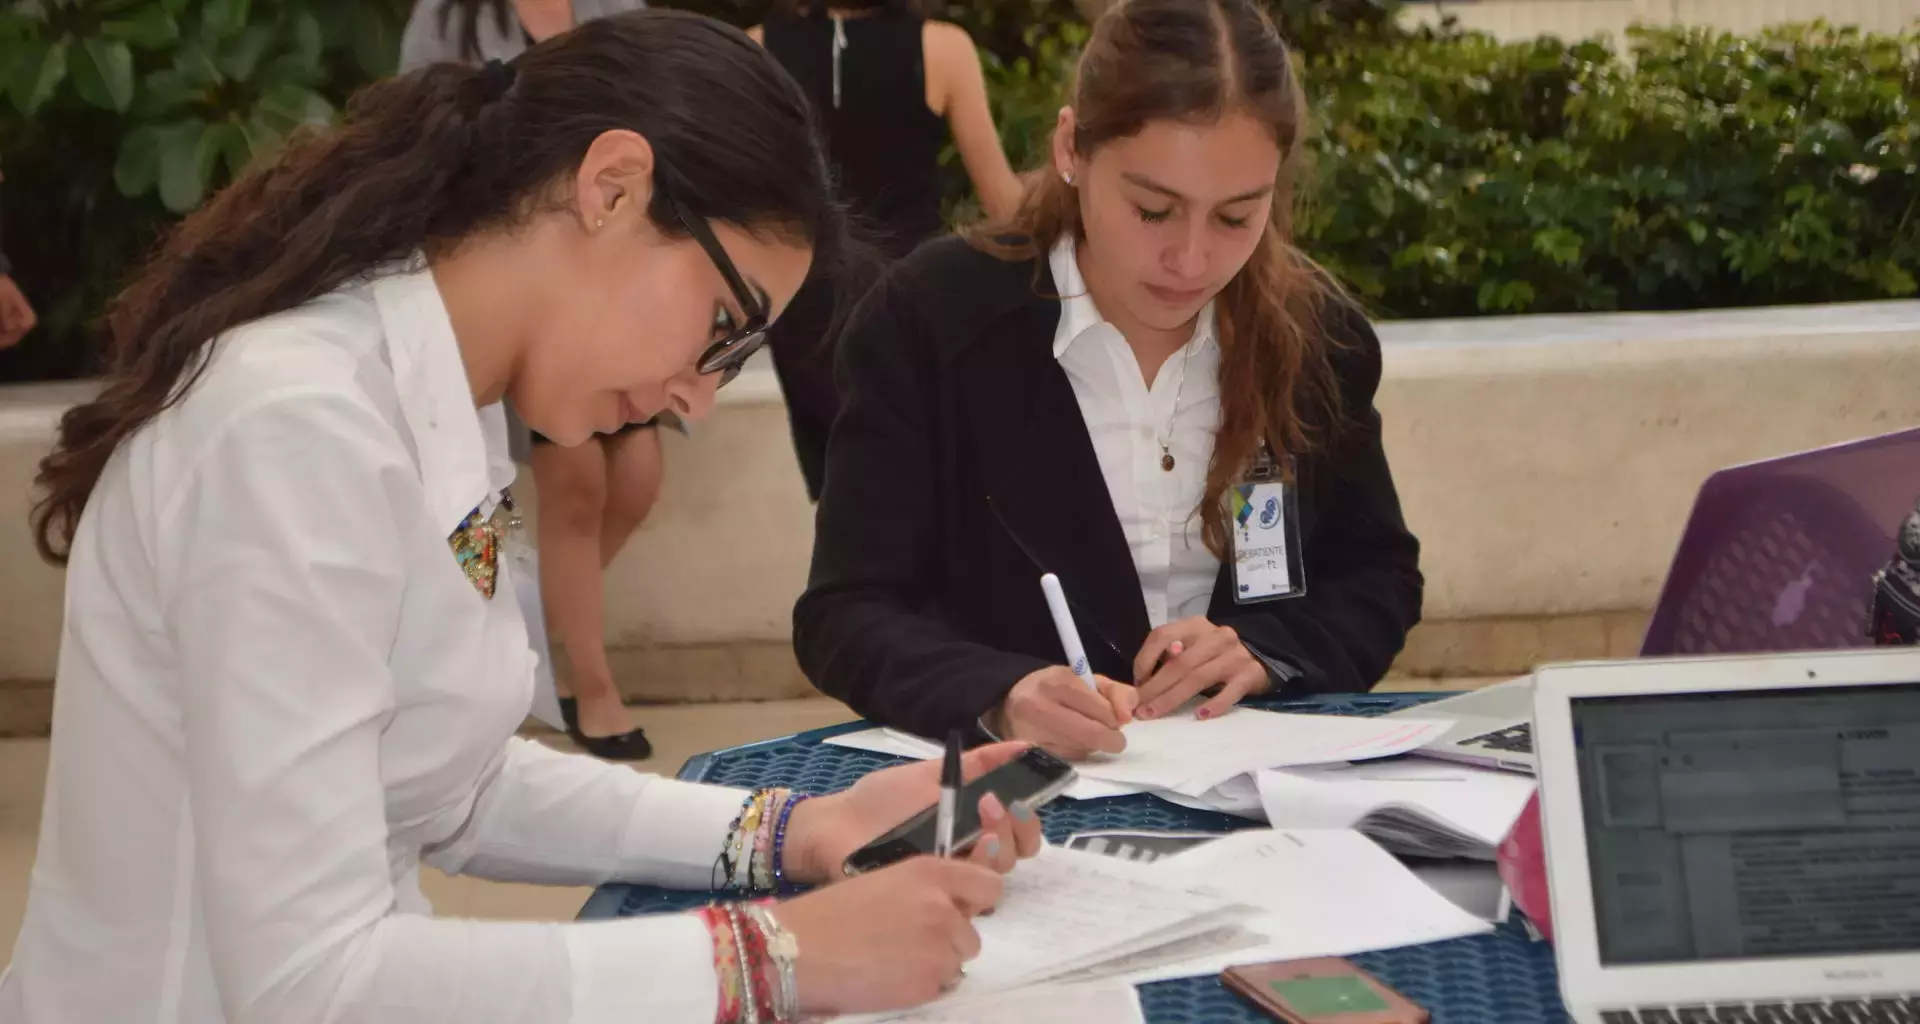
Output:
(774, 856), (1004, 1014)
(0, 275), (35, 350)
(783, 741), (1047, 885)
(1133, 617), (1270, 721)
(991, 666), (1137, 761)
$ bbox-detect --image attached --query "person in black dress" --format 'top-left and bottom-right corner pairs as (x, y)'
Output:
(751, 0), (1020, 500)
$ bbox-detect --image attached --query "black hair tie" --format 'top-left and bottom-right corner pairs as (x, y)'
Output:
(477, 58), (517, 103)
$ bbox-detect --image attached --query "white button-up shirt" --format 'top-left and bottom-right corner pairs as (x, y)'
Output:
(2, 262), (748, 1024)
(1050, 240), (1223, 629)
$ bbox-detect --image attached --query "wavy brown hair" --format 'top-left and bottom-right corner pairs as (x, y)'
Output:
(972, 0), (1344, 561)
(32, 11), (858, 563)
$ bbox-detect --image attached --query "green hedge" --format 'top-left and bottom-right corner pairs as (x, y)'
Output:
(2, 2), (1917, 382)
(1301, 24), (1920, 317)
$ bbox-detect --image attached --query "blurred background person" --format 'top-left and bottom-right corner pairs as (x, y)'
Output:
(750, 0), (1021, 500)
(0, 166), (37, 351)
(402, 0), (660, 761)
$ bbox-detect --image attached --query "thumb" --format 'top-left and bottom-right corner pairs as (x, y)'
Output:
(1097, 676), (1138, 725)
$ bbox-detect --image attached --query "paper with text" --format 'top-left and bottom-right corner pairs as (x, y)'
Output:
(1116, 828), (1494, 984)
(1075, 710), (1455, 796)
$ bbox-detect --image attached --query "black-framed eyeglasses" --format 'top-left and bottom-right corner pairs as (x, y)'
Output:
(663, 189), (769, 387)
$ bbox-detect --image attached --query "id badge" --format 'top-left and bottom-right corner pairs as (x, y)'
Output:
(1229, 446), (1305, 604)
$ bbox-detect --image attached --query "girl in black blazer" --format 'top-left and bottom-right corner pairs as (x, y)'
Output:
(796, 0), (1423, 760)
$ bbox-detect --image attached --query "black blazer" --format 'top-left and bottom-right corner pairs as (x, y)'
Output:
(794, 237), (1423, 738)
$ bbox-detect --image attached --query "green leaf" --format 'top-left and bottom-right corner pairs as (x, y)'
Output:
(211, 118), (252, 180)
(200, 0), (253, 43)
(71, 38), (135, 112)
(113, 124), (167, 198)
(345, 3), (398, 79)
(101, 8), (180, 50)
(157, 119), (219, 213)
(13, 37), (67, 117)
(136, 66), (199, 117)
(217, 25), (274, 81)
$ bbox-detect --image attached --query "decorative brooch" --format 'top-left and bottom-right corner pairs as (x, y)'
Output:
(448, 489), (522, 600)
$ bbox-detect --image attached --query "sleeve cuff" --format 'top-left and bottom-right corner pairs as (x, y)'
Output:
(1243, 641), (1305, 695)
(615, 778), (751, 888)
(567, 914), (718, 1024)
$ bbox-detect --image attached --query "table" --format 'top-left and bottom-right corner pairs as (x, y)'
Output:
(581, 693), (1568, 1023)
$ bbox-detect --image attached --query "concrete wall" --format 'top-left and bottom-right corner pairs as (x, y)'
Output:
(6, 303), (1920, 714)
(1401, 0), (1920, 42)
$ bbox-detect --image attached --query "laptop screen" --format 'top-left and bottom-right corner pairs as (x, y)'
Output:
(1571, 682), (1920, 966)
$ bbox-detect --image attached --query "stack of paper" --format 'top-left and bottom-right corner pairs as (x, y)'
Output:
(1119, 828), (1497, 984)
(1255, 760), (1538, 860)
(823, 709), (1455, 803)
(843, 829), (1495, 1022)
(837, 845), (1256, 1022)
(1074, 709), (1455, 797)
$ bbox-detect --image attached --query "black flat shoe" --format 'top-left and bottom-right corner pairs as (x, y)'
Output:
(556, 697), (654, 762)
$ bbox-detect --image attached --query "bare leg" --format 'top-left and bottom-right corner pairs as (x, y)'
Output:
(531, 437), (639, 740)
(599, 427), (664, 567)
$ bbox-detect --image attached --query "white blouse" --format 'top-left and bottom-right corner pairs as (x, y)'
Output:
(1050, 239), (1223, 629)
(1, 263), (746, 1024)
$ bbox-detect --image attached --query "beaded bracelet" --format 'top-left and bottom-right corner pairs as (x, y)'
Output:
(770, 794), (809, 894)
(697, 905), (747, 1023)
(698, 903), (797, 1023)
(714, 789), (806, 895)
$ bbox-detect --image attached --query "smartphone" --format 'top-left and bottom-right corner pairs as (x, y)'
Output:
(1222, 957), (1428, 1024)
(841, 746), (1077, 876)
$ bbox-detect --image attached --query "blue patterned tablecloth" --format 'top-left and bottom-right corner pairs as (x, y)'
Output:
(580, 693), (1567, 1023)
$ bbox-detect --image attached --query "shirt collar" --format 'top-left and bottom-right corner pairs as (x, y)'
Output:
(1047, 237), (1218, 361)
(370, 257), (517, 538)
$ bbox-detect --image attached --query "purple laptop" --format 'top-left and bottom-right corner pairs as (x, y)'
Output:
(1401, 426), (1920, 773)
(1642, 426), (1920, 657)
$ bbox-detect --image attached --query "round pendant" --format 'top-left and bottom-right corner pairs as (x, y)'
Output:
(1161, 452), (1176, 472)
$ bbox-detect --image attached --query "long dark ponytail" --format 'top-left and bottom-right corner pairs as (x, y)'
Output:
(33, 10), (857, 563)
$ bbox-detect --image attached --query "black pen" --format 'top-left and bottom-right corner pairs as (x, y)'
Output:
(935, 730), (962, 858)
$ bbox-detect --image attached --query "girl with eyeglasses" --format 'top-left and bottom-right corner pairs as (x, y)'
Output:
(797, 0), (1424, 759)
(8, 13), (1042, 1022)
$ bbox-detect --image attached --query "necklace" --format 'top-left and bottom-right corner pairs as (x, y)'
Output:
(1155, 342), (1197, 472)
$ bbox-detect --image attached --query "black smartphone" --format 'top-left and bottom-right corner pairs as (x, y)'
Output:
(841, 746), (1078, 876)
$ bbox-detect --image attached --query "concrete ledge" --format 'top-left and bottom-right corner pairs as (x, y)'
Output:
(5, 303), (1920, 722)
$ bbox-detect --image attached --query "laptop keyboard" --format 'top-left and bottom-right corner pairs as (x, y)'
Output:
(1459, 722), (1534, 754)
(1602, 998), (1920, 1024)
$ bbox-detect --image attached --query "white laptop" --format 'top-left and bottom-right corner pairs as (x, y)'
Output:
(1531, 648), (1920, 1024)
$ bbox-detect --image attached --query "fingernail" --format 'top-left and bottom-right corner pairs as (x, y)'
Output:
(980, 793), (1006, 823)
(983, 837), (1002, 859)
(1011, 803), (1036, 823)
(1196, 708), (1212, 720)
